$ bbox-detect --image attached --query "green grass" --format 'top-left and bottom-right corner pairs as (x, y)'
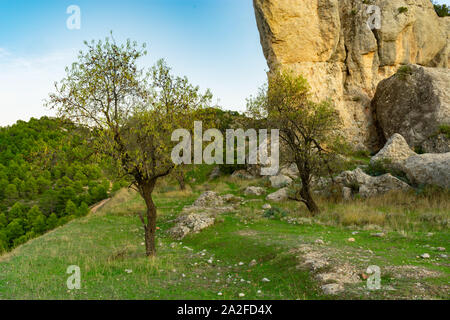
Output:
(0, 179), (448, 300)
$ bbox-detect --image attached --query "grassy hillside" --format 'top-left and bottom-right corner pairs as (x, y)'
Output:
(0, 175), (448, 300)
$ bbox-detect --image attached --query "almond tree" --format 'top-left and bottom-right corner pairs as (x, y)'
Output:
(247, 70), (343, 214)
(48, 36), (211, 256)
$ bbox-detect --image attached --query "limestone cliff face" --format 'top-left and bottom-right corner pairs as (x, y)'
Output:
(253, 0), (449, 149)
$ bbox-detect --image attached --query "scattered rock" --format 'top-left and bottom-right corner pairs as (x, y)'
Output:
(249, 259), (257, 267)
(315, 239), (325, 245)
(348, 238), (355, 242)
(231, 170), (253, 180)
(420, 253), (430, 259)
(238, 293), (245, 298)
(244, 186), (266, 196)
(371, 232), (385, 238)
(403, 153), (450, 188)
(342, 187), (352, 200)
(335, 168), (411, 198)
(221, 194), (243, 203)
(370, 133), (416, 170)
(193, 191), (224, 207)
(262, 278), (270, 282)
(266, 187), (289, 202)
(124, 269), (133, 274)
(279, 163), (299, 179)
(262, 203), (271, 210)
(209, 166), (221, 180)
(436, 247), (446, 252)
(321, 283), (344, 295)
(269, 174), (293, 188)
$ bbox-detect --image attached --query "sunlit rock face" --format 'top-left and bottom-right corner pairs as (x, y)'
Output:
(253, 0), (449, 150)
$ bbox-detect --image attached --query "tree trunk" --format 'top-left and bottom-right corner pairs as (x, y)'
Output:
(300, 182), (320, 214)
(140, 180), (157, 257)
(176, 173), (186, 190)
(297, 168), (320, 215)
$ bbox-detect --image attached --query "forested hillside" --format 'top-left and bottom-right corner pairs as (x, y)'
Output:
(0, 117), (113, 252)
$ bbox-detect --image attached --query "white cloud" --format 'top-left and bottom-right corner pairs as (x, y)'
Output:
(0, 48), (11, 59)
(0, 50), (76, 126)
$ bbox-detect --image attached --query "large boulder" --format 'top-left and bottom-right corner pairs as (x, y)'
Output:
(254, 0), (449, 149)
(373, 64), (450, 153)
(335, 168), (411, 198)
(370, 133), (416, 169)
(402, 153), (450, 188)
(266, 187), (289, 202)
(269, 174), (293, 188)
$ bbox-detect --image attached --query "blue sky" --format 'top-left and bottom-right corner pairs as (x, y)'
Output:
(0, 0), (449, 126)
(0, 0), (268, 126)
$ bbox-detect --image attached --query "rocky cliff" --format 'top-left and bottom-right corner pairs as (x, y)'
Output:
(253, 0), (449, 150)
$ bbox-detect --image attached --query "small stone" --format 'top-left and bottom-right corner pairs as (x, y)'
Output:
(124, 269), (133, 274)
(257, 290), (262, 294)
(315, 239), (325, 245)
(182, 274), (186, 278)
(238, 293), (245, 297)
(238, 262), (244, 266)
(262, 204), (271, 210)
(371, 232), (385, 237)
(352, 231), (359, 235)
(262, 278), (270, 282)
(436, 247), (446, 252)
(249, 259), (257, 267)
(348, 238), (355, 242)
(321, 283), (344, 295)
(218, 292), (223, 296)
(420, 253), (430, 259)
(439, 254), (448, 258)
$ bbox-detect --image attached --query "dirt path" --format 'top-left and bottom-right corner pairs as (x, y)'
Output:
(89, 198), (111, 214)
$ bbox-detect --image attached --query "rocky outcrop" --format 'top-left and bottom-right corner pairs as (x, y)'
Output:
(253, 0), (449, 149)
(168, 191), (240, 239)
(369, 133), (450, 188)
(373, 64), (450, 152)
(335, 168), (411, 197)
(403, 153), (450, 188)
(370, 133), (416, 169)
(269, 174), (293, 188)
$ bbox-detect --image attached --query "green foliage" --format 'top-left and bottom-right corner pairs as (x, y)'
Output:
(0, 117), (110, 252)
(247, 70), (344, 213)
(397, 65), (412, 80)
(432, 1), (449, 16)
(263, 207), (288, 219)
(364, 160), (389, 177)
(438, 124), (450, 139)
